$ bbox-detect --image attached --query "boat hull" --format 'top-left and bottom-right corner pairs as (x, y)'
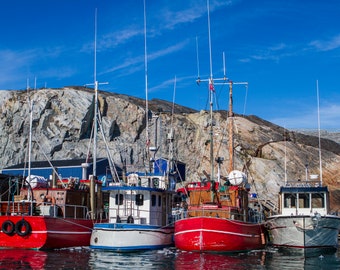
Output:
(0, 216), (93, 249)
(174, 216), (266, 252)
(266, 215), (340, 254)
(90, 223), (174, 252)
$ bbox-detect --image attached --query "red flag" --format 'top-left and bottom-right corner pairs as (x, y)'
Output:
(209, 79), (215, 91)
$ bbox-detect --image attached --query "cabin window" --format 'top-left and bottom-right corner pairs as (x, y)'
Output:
(151, 194), (156, 206)
(136, 194), (144, 206)
(158, 195), (161, 207)
(298, 193), (310, 208)
(312, 193), (325, 208)
(115, 194), (124, 205)
(283, 193), (296, 208)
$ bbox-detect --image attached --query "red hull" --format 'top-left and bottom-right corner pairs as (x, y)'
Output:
(0, 216), (93, 249)
(175, 217), (266, 252)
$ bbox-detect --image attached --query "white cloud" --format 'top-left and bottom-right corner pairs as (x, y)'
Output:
(149, 75), (193, 94)
(157, 0), (233, 30)
(102, 39), (190, 76)
(309, 34), (340, 51)
(240, 43), (289, 63)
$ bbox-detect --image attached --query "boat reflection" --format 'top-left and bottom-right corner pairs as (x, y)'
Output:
(0, 249), (47, 269)
(0, 248), (91, 269)
(175, 250), (266, 270)
(264, 247), (340, 269)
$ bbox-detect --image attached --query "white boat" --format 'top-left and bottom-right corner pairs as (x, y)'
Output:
(90, 1), (176, 252)
(266, 81), (340, 255)
(90, 173), (175, 252)
(266, 177), (340, 255)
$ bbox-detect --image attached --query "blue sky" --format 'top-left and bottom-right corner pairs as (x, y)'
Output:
(1, 0), (339, 130)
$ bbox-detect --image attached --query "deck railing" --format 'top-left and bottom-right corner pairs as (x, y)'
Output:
(0, 201), (90, 220)
(172, 207), (265, 223)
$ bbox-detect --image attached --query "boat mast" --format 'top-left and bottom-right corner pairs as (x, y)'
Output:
(197, 0), (248, 179)
(143, 0), (152, 173)
(90, 8), (99, 220)
(207, 0), (214, 181)
(89, 8), (108, 218)
(226, 80), (248, 173)
(167, 76), (176, 177)
(27, 79), (32, 202)
(228, 82), (234, 173)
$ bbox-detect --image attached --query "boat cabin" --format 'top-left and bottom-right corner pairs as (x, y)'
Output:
(279, 185), (329, 216)
(0, 177), (104, 220)
(105, 174), (173, 226)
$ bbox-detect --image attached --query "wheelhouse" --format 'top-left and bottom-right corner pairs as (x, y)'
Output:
(279, 186), (329, 216)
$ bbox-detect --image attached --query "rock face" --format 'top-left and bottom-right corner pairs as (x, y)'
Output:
(0, 87), (339, 210)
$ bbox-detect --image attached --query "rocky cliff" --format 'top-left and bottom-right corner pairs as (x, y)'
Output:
(0, 87), (339, 210)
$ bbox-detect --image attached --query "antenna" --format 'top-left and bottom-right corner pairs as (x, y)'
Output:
(316, 80), (323, 185)
(171, 76), (176, 123)
(196, 0), (249, 177)
(223, 52), (226, 79)
(243, 83), (248, 115)
(284, 127), (287, 185)
(93, 8), (99, 178)
(196, 36), (200, 82)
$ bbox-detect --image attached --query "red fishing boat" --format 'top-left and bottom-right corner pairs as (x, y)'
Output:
(174, 0), (266, 253)
(0, 176), (105, 249)
(174, 171), (266, 252)
(0, 51), (106, 249)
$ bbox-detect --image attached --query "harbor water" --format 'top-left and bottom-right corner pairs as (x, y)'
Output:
(0, 247), (340, 269)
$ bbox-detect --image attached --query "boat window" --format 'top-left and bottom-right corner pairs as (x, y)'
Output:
(298, 193), (310, 208)
(136, 194), (144, 206)
(158, 195), (161, 207)
(115, 194), (124, 205)
(283, 193), (296, 208)
(312, 193), (325, 208)
(151, 194), (156, 207)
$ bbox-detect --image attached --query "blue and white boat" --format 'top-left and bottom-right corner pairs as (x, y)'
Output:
(90, 0), (182, 252)
(90, 172), (175, 252)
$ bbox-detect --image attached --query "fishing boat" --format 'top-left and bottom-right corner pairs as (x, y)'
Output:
(0, 173), (105, 249)
(0, 90), (105, 249)
(266, 81), (340, 255)
(173, 0), (266, 253)
(265, 176), (340, 255)
(90, 171), (175, 252)
(89, 1), (175, 252)
(0, 19), (107, 248)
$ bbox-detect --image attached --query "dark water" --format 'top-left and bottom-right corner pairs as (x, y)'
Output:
(0, 247), (339, 270)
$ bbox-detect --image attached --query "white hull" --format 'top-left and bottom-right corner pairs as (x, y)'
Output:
(90, 223), (174, 252)
(267, 215), (340, 253)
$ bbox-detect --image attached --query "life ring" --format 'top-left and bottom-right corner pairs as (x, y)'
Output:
(15, 219), (32, 237)
(2, 220), (15, 235)
(152, 178), (159, 188)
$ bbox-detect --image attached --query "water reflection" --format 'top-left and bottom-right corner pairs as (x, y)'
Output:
(89, 248), (176, 269)
(0, 248), (90, 270)
(265, 248), (340, 270)
(175, 250), (266, 270)
(0, 247), (338, 269)
(0, 249), (47, 269)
